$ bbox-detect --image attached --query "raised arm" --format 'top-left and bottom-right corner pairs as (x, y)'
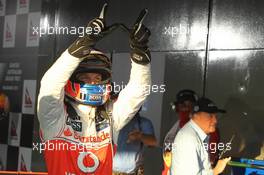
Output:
(37, 6), (108, 139)
(112, 9), (152, 130)
(37, 51), (83, 140)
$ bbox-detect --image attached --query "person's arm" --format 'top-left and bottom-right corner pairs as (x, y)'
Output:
(141, 133), (157, 146)
(37, 51), (83, 140)
(127, 130), (157, 146)
(141, 117), (157, 146)
(112, 62), (151, 131)
(127, 117), (157, 146)
(213, 157), (231, 175)
(112, 12), (152, 131)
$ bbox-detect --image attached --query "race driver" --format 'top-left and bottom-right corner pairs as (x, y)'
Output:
(37, 4), (151, 175)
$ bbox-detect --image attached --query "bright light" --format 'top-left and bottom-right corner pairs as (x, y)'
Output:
(211, 25), (246, 49)
(41, 15), (49, 29)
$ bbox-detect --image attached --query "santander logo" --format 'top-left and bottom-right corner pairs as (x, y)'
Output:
(73, 131), (110, 143)
(77, 152), (99, 173)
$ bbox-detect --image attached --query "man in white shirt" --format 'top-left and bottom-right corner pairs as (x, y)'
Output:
(171, 97), (231, 175)
(162, 89), (198, 175)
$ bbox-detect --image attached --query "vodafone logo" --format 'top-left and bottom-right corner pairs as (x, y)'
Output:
(77, 152), (99, 173)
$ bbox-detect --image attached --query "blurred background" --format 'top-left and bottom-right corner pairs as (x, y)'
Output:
(0, 0), (264, 174)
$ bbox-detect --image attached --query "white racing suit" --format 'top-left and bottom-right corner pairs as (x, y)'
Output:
(37, 50), (151, 175)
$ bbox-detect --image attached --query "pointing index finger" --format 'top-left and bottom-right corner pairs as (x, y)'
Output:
(99, 3), (108, 19)
(134, 8), (148, 26)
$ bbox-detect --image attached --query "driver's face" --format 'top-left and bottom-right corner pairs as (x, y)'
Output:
(76, 73), (102, 84)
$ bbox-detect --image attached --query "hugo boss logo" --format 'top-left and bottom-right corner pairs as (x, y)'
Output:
(89, 94), (102, 101)
(66, 117), (82, 132)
